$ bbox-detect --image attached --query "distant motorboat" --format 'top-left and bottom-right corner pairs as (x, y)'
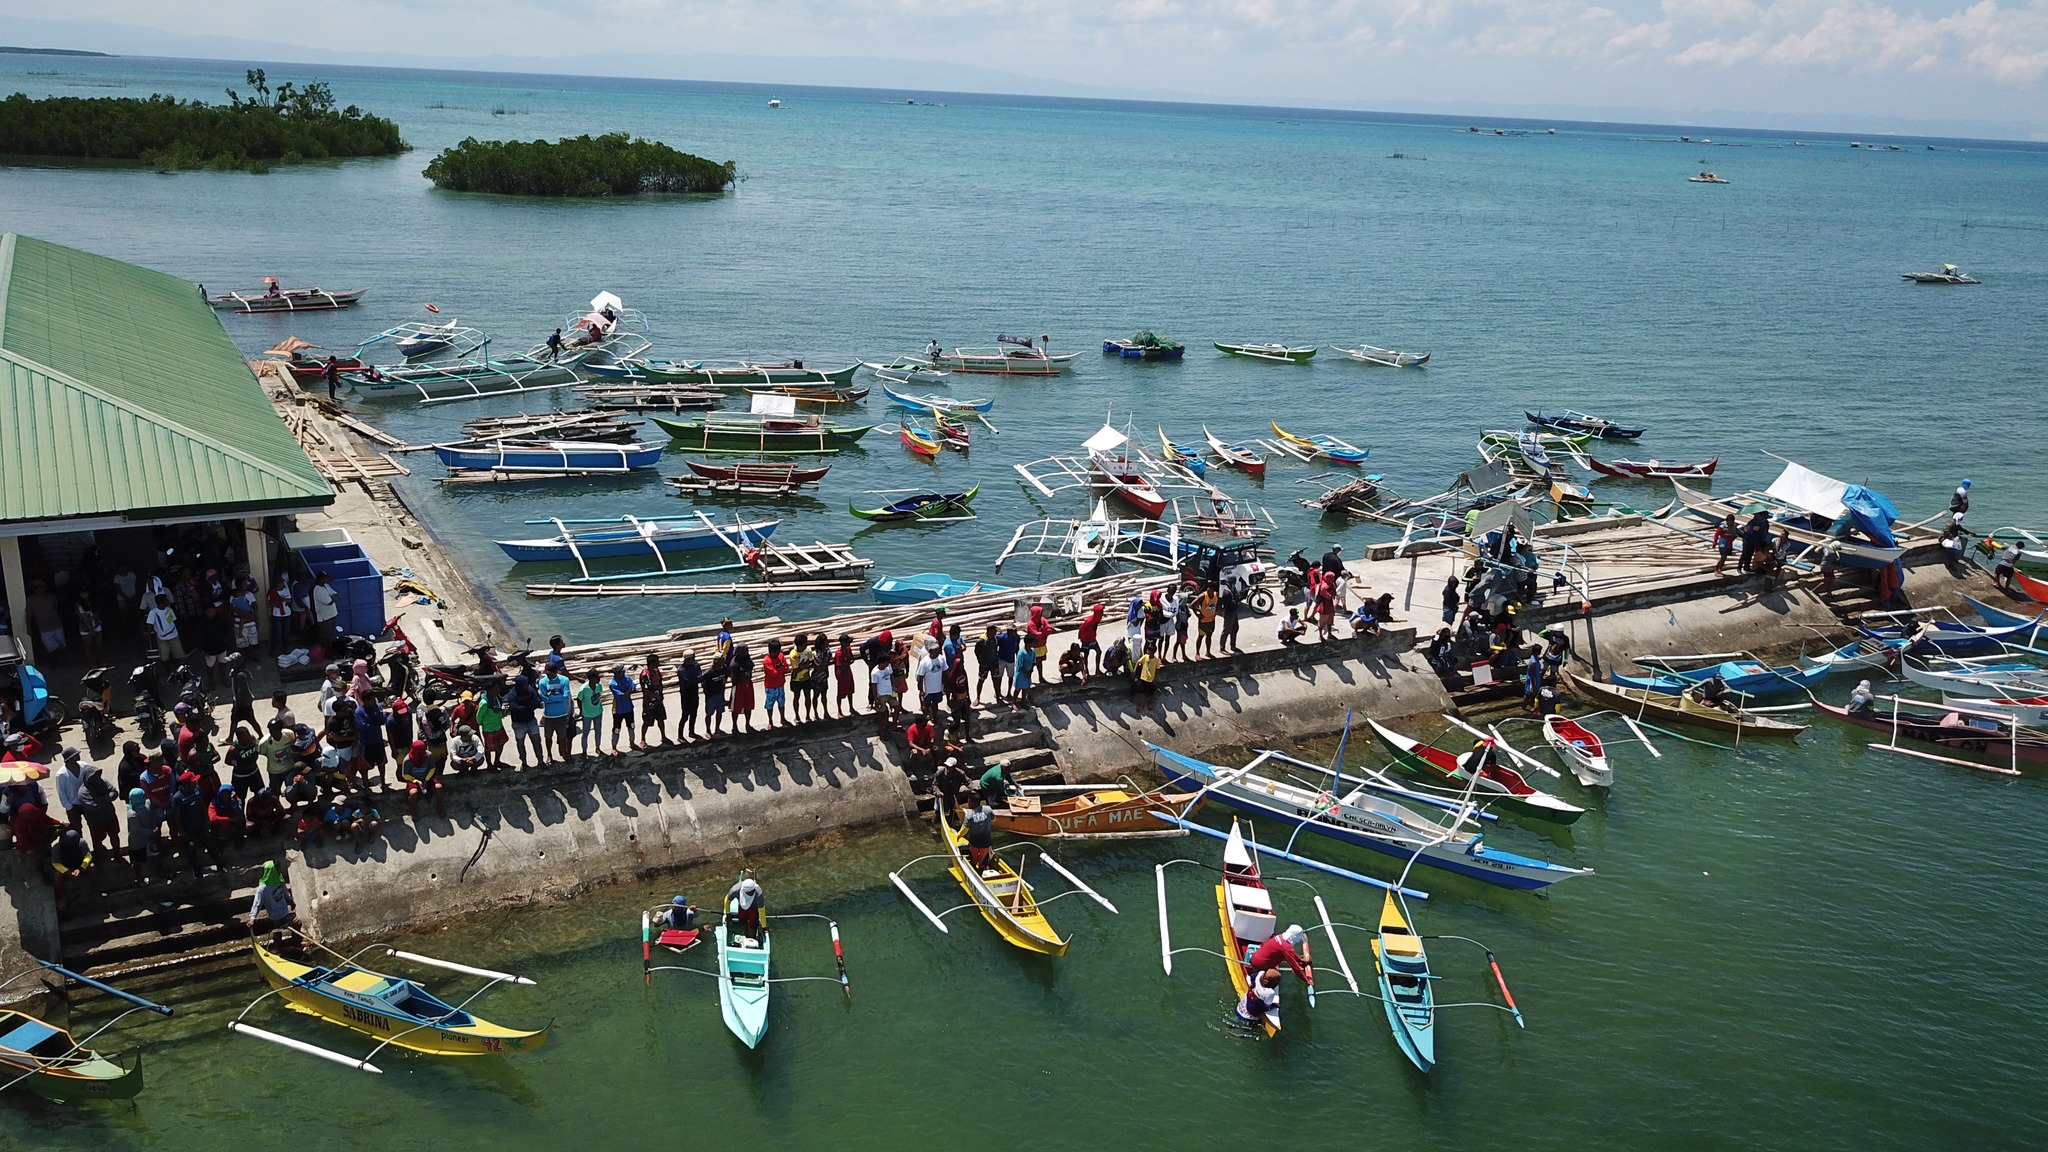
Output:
(1687, 172), (1730, 184)
(1902, 264), (1978, 284)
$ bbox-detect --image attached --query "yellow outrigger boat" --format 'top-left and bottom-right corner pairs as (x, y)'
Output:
(890, 803), (1118, 956)
(941, 803), (1069, 955)
(230, 931), (550, 1072)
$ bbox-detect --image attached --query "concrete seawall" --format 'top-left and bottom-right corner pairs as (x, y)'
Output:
(294, 626), (1431, 940)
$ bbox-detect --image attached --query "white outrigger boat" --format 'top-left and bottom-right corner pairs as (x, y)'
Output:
(352, 293), (651, 404)
(933, 334), (1078, 376)
(1337, 343), (1430, 368)
(1147, 744), (1592, 892)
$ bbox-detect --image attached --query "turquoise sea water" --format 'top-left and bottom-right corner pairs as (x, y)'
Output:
(4, 56), (2048, 1150)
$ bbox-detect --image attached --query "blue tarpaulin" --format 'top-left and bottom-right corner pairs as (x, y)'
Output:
(1836, 485), (1900, 547)
(17, 661), (49, 725)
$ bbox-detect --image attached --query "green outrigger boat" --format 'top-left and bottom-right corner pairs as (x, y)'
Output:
(1214, 341), (1317, 363)
(652, 412), (876, 455)
(0, 960), (172, 1103)
(594, 359), (860, 387)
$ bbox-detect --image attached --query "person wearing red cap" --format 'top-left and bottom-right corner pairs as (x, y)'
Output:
(399, 739), (444, 820)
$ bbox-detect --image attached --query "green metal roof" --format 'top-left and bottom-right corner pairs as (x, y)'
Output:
(0, 233), (331, 528)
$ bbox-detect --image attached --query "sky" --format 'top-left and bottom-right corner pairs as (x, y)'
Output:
(5, 0), (2048, 137)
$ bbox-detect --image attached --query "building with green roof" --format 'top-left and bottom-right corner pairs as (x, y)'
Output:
(0, 233), (331, 660)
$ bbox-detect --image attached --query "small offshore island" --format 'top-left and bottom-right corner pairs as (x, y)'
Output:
(422, 132), (737, 195)
(0, 69), (405, 172)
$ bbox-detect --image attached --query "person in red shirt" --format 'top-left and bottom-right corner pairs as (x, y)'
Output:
(1075, 602), (1104, 675)
(451, 690), (480, 733)
(1025, 604), (1053, 680)
(761, 639), (791, 729)
(12, 800), (57, 859)
(903, 714), (937, 782)
(1245, 923), (1314, 988)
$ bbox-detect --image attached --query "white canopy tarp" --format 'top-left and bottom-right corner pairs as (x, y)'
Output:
(1082, 424), (1128, 453)
(1467, 497), (1534, 541)
(750, 393), (798, 417)
(1764, 462), (1848, 519)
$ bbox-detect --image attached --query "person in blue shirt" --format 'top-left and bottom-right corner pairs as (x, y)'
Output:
(539, 667), (574, 763)
(506, 673), (544, 768)
(607, 665), (639, 755)
(995, 626), (1020, 704)
(1011, 645), (1037, 710)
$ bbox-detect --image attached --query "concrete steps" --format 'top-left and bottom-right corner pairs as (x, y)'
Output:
(60, 879), (257, 975)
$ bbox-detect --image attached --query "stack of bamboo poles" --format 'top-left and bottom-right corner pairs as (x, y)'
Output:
(554, 569), (1181, 669)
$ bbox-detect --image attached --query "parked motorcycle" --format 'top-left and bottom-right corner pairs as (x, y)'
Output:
(75, 666), (115, 742)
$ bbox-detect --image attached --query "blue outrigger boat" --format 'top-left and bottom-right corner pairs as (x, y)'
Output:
(1613, 658), (1831, 696)
(494, 516), (777, 563)
(872, 572), (1010, 604)
(434, 439), (665, 473)
(1148, 744), (1591, 892)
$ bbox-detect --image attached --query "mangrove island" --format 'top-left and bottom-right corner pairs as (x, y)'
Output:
(0, 69), (406, 172)
(422, 132), (737, 196)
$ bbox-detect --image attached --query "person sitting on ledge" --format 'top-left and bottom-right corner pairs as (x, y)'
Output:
(1277, 608), (1306, 646)
(400, 739), (445, 821)
(1058, 643), (1088, 686)
(904, 714), (938, 786)
(1101, 638), (1131, 679)
(1349, 600), (1381, 638)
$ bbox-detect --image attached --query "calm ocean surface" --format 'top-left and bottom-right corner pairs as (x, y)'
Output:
(3, 55), (2047, 1150)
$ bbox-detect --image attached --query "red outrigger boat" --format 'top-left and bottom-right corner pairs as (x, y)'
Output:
(684, 460), (830, 485)
(1587, 457), (1719, 480)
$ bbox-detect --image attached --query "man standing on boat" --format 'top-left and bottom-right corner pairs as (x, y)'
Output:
(960, 799), (996, 870)
(321, 356), (341, 402)
(1949, 479), (1971, 526)
(545, 328), (564, 362)
(726, 875), (765, 941)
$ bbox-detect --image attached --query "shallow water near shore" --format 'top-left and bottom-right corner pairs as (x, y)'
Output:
(4, 55), (2048, 1149)
(17, 721), (2048, 1151)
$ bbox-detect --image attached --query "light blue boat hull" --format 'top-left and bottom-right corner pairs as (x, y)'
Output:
(871, 573), (1010, 604)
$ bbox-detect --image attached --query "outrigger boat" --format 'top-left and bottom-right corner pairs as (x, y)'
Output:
(1688, 171), (1730, 183)
(1367, 719), (1585, 824)
(888, 802), (1118, 956)
(1338, 343), (1430, 368)
(1614, 657), (1832, 696)
(861, 359), (954, 385)
(1541, 714), (1612, 786)
(1561, 669), (1808, 739)
(590, 359), (860, 387)
(850, 486), (979, 523)
(1669, 460), (1914, 568)
(871, 572), (1010, 604)
(1148, 743), (1592, 891)
(1156, 429), (1209, 478)
(1525, 410), (1645, 439)
(642, 879), (852, 1051)
(899, 420), (943, 458)
(1902, 264), (1978, 284)
(352, 309), (484, 364)
(652, 407), (875, 456)
(494, 515), (777, 563)
(230, 929), (549, 1072)
(1104, 332), (1185, 359)
(1155, 818), (1360, 1038)
(207, 280), (364, 312)
(1899, 657), (2048, 700)
(1215, 341), (1316, 363)
(0, 960), (171, 1102)
(354, 294), (652, 404)
(1588, 456), (1718, 479)
(744, 384), (869, 406)
(1813, 698), (2047, 772)
(933, 335), (1078, 375)
(879, 383), (995, 415)
(1270, 422), (1368, 465)
(262, 337), (362, 383)
(434, 439), (665, 473)
(1085, 423), (1170, 517)
(1370, 891), (1436, 1069)
(1203, 426), (1268, 476)
(990, 780), (1199, 839)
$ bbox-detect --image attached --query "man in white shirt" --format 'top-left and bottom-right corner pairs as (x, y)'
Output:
(916, 644), (946, 722)
(146, 595), (184, 660)
(311, 572), (340, 639)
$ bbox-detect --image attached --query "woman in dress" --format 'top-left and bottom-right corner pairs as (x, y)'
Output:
(729, 643), (757, 734)
(832, 633), (856, 718)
